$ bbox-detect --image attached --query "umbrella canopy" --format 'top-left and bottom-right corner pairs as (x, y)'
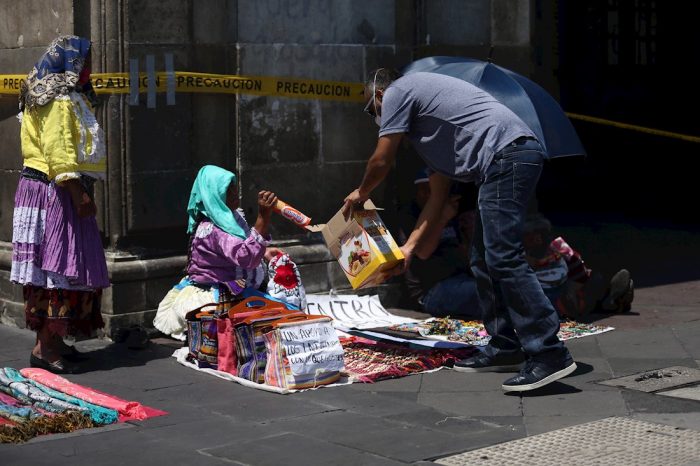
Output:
(402, 56), (586, 159)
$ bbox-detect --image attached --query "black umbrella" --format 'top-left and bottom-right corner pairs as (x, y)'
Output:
(402, 56), (586, 159)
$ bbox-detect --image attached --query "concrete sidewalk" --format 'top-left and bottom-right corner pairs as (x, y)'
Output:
(0, 280), (699, 465)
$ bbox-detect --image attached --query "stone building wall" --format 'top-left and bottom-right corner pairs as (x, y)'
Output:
(0, 0), (540, 334)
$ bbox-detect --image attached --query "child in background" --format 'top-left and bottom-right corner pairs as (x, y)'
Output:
(523, 214), (634, 319)
(154, 165), (286, 340)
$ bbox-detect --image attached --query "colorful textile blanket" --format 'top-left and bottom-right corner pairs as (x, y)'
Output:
(0, 367), (166, 443)
(340, 337), (474, 383)
(173, 334), (474, 391)
(389, 318), (614, 345)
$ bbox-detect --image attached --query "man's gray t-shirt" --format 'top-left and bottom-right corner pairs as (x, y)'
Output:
(378, 72), (537, 183)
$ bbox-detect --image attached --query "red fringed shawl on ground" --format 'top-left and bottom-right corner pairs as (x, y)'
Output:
(340, 337), (475, 383)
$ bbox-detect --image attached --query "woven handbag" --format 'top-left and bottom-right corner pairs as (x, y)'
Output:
(263, 314), (344, 389)
(234, 306), (303, 383)
(184, 299), (240, 369)
(216, 297), (295, 376)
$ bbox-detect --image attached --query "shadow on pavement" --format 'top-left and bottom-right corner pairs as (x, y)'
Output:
(505, 381), (583, 397)
(64, 340), (177, 374)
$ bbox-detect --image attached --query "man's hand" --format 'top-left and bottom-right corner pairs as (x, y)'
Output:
(342, 189), (368, 221)
(396, 243), (414, 275)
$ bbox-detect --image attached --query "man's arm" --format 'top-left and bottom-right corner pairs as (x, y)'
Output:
(342, 133), (403, 220)
(414, 194), (460, 260)
(401, 173), (451, 267)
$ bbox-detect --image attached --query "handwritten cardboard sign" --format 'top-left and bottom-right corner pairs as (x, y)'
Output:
(305, 294), (419, 329)
(278, 321), (345, 376)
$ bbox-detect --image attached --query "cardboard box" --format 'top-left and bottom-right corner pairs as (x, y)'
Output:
(307, 200), (404, 289)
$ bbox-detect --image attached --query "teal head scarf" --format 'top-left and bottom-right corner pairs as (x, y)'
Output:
(187, 165), (247, 239)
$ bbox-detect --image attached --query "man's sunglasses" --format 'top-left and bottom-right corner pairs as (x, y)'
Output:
(363, 68), (382, 118)
(363, 93), (376, 118)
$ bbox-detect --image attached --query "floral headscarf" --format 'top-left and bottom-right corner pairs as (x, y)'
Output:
(19, 35), (97, 111)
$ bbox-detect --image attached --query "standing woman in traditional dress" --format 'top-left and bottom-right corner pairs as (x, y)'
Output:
(11, 36), (109, 373)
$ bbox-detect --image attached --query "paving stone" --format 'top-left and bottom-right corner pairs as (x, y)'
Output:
(300, 387), (424, 417)
(418, 390), (523, 417)
(386, 409), (526, 445)
(203, 432), (405, 466)
(598, 366), (700, 392)
(658, 386), (700, 402)
(622, 389), (700, 414)
(263, 410), (472, 463)
(564, 336), (604, 358)
(522, 386), (628, 417)
(597, 327), (691, 359)
(671, 322), (700, 359)
(420, 368), (516, 392)
(348, 371), (423, 392)
(606, 357), (699, 377)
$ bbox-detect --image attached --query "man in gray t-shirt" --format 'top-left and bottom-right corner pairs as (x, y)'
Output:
(343, 68), (576, 393)
(379, 72), (535, 184)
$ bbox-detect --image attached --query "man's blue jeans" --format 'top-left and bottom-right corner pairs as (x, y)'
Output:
(470, 139), (565, 362)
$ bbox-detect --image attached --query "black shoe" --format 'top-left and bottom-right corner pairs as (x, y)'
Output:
(502, 353), (577, 392)
(61, 346), (90, 362)
(29, 353), (78, 374)
(453, 351), (526, 373)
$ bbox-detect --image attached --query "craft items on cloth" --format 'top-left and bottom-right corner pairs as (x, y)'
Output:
(0, 368), (104, 443)
(389, 318), (614, 345)
(19, 368), (165, 421)
(340, 337), (473, 383)
(266, 253), (307, 310)
(1, 368), (118, 425)
(0, 367), (165, 443)
(263, 315), (344, 390)
(556, 321), (615, 340)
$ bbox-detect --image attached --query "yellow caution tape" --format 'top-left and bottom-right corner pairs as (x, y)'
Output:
(0, 75), (25, 94)
(1, 71), (366, 103)
(3, 71), (697, 143)
(566, 112), (700, 144)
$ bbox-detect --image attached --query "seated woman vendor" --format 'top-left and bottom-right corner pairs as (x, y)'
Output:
(153, 165), (284, 340)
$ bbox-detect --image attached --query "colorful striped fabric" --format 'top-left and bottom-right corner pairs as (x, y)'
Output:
(340, 337), (474, 383)
(19, 368), (163, 421)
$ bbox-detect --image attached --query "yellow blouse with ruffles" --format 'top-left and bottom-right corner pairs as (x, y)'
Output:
(20, 93), (106, 182)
